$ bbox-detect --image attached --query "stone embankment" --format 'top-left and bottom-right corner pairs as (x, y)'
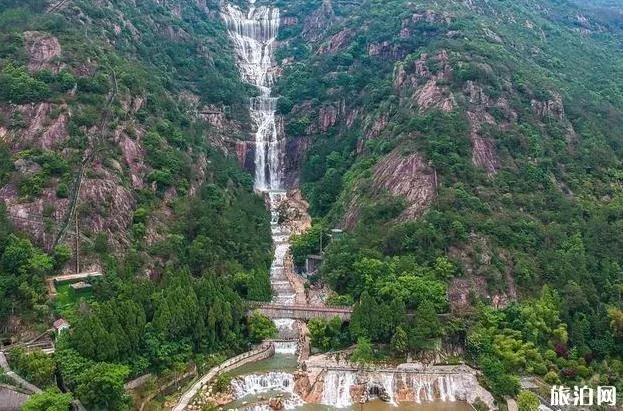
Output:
(0, 352), (41, 394)
(172, 343), (275, 411)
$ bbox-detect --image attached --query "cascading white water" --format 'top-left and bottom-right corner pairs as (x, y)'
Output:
(380, 374), (396, 404)
(232, 372), (295, 396)
(223, 1), (297, 347)
(222, 1), (283, 191)
(273, 341), (298, 355)
(438, 375), (457, 402)
(232, 372), (304, 409)
(273, 318), (297, 340)
(321, 371), (356, 408)
(412, 376), (435, 403)
(266, 191), (298, 342)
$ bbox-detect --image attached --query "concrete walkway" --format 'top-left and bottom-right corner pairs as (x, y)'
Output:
(0, 352), (42, 394)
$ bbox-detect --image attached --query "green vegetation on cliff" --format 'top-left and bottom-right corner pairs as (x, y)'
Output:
(0, 0), (272, 408)
(280, 0), (623, 400)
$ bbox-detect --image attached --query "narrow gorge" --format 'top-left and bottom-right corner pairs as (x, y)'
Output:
(222, 0), (298, 353)
(212, 1), (495, 411)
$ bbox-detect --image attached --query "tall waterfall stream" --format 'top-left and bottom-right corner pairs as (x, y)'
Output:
(222, 0), (283, 191)
(220, 1), (477, 410)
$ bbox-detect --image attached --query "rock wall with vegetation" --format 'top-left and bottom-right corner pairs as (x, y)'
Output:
(281, 0), (623, 402)
(0, 1), (273, 408)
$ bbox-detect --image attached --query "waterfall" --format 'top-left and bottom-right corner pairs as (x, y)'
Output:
(438, 375), (447, 402)
(321, 371), (356, 408)
(439, 375), (457, 402)
(273, 318), (296, 333)
(232, 372), (304, 409)
(232, 372), (295, 396)
(267, 191), (297, 343)
(274, 341), (298, 355)
(380, 374), (396, 404)
(412, 377), (435, 403)
(222, 1), (283, 191)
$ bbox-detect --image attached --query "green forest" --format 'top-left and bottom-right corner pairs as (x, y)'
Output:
(280, 0), (623, 401)
(0, 0), (274, 409)
(1, 0), (623, 409)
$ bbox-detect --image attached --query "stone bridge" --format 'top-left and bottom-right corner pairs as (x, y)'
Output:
(253, 304), (353, 321)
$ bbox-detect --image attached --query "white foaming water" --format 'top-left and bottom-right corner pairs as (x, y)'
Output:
(222, 2), (283, 191)
(321, 371), (356, 408)
(438, 375), (456, 402)
(232, 372), (303, 409)
(412, 376), (435, 403)
(268, 209), (296, 306)
(274, 340), (298, 354)
(273, 318), (297, 341)
(380, 373), (396, 404)
(273, 318), (296, 332)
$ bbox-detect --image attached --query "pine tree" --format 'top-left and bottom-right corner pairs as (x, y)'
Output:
(408, 300), (439, 353)
(391, 326), (409, 358)
(351, 337), (374, 369)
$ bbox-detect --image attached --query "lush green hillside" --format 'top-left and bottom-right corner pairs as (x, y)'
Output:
(3, 0), (623, 408)
(280, 0), (623, 400)
(0, 0), (272, 408)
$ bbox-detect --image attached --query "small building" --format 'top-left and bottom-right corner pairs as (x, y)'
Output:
(53, 318), (70, 334)
(70, 281), (92, 293)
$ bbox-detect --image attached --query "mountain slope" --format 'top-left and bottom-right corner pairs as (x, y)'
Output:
(276, 0), (623, 399)
(0, 1), (273, 407)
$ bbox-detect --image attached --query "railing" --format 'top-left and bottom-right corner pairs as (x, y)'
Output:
(250, 303), (353, 313)
(316, 366), (470, 375)
(138, 367), (196, 411)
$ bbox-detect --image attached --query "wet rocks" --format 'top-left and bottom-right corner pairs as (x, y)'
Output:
(268, 396), (284, 410)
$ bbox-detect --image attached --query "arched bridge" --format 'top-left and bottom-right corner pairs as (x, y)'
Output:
(252, 304), (353, 321)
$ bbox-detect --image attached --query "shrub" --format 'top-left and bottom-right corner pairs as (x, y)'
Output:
(212, 374), (232, 393)
(544, 370), (561, 385)
(247, 312), (277, 343)
(56, 182), (69, 198)
(0, 64), (50, 103)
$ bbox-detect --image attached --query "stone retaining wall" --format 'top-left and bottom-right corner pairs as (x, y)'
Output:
(172, 343), (275, 411)
(124, 373), (153, 390)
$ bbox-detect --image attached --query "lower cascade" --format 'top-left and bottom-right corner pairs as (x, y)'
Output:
(273, 341), (298, 355)
(232, 372), (303, 409)
(312, 369), (492, 407)
(321, 371), (356, 408)
(232, 372), (294, 396)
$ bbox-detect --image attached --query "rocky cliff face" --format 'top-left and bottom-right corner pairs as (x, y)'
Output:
(0, 0), (251, 270)
(23, 31), (62, 72)
(342, 148), (436, 229)
(269, 0), (623, 318)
